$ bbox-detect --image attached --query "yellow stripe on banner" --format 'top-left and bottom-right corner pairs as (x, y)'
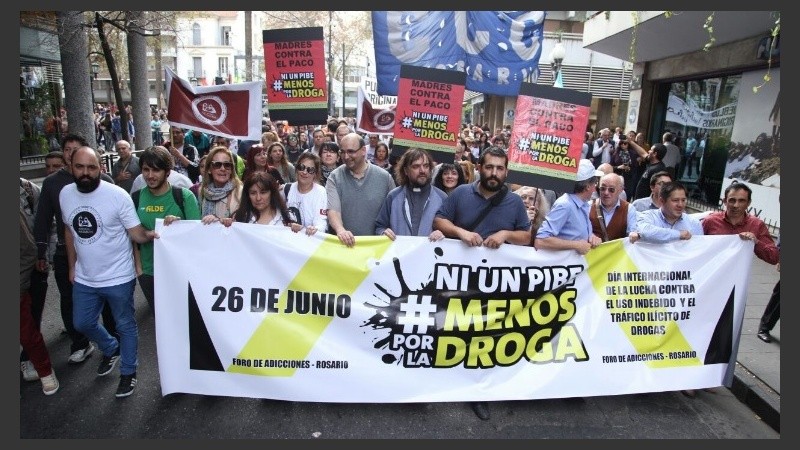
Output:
(584, 240), (700, 368)
(229, 235), (393, 376)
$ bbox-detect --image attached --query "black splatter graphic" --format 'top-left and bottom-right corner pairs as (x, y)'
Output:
(361, 247), (583, 368)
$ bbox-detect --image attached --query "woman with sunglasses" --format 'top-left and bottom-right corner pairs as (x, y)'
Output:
(281, 153), (328, 236)
(198, 146), (243, 225)
(611, 136), (634, 199)
(228, 171), (294, 227)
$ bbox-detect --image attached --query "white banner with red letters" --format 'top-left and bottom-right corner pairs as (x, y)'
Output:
(154, 220), (753, 402)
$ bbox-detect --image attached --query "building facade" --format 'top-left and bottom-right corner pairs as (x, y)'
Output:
(584, 11), (780, 230)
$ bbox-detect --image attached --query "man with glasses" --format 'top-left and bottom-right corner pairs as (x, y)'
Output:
(325, 133), (395, 246)
(631, 171), (673, 212)
(535, 159), (604, 255)
(589, 173), (638, 242)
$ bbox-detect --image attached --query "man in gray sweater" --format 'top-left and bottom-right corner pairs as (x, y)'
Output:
(326, 133), (395, 247)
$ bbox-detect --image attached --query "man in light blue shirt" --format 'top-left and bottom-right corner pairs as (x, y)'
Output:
(535, 159), (604, 255)
(631, 181), (703, 244)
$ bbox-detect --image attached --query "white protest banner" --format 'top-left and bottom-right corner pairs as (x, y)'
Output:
(155, 221), (753, 402)
(665, 93), (737, 130)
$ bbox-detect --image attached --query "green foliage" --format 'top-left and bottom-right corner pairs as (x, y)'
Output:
(702, 12), (716, 52)
(629, 11), (639, 64)
(753, 13), (780, 94)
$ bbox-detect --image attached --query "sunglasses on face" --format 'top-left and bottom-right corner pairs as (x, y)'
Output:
(296, 163), (317, 174)
(211, 161), (233, 170)
(599, 186), (617, 193)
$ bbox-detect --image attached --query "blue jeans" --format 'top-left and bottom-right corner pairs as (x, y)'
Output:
(54, 251), (117, 352)
(73, 279), (138, 376)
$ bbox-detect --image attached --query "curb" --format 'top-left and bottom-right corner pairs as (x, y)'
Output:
(731, 362), (780, 433)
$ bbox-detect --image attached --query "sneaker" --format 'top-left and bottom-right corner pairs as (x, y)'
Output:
(68, 342), (96, 364)
(96, 348), (120, 377)
(115, 373), (137, 398)
(41, 371), (59, 396)
(21, 360), (39, 382)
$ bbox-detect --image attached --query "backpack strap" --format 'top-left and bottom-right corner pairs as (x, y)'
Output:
(171, 186), (186, 218)
(283, 182), (292, 199)
(465, 184), (508, 232)
(133, 187), (185, 218)
(131, 189), (141, 210)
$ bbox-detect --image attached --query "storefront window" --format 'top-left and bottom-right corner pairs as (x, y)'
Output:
(660, 75), (741, 205)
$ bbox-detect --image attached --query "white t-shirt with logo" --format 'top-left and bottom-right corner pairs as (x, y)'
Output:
(59, 180), (141, 287)
(284, 182), (328, 230)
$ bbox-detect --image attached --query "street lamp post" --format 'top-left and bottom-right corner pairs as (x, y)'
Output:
(549, 40), (566, 88)
(90, 62), (100, 109)
(327, 11), (334, 118)
(342, 42), (346, 118)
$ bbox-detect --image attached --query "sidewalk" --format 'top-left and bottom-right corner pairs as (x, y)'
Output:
(732, 253), (780, 432)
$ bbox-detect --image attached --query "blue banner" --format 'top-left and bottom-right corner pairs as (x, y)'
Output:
(372, 11), (546, 97)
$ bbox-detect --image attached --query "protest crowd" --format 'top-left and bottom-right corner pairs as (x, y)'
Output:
(21, 102), (779, 420)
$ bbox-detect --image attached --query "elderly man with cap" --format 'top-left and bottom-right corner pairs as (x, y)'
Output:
(534, 159), (604, 255)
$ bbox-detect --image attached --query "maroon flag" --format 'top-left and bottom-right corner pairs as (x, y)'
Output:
(165, 67), (262, 140)
(356, 78), (396, 134)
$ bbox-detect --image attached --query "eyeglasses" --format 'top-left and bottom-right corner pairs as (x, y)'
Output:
(296, 163), (317, 174)
(599, 186), (617, 193)
(340, 148), (360, 155)
(211, 161), (233, 170)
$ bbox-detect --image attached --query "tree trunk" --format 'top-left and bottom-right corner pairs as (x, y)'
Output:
(96, 12), (129, 144)
(56, 11), (96, 147)
(126, 10), (151, 150)
(153, 12), (164, 111)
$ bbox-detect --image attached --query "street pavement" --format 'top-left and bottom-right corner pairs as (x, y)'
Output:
(730, 253), (780, 432)
(19, 176), (780, 438)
